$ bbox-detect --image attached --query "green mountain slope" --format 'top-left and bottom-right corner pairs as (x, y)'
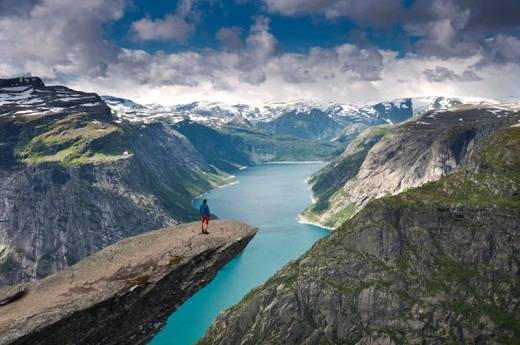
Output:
(199, 125), (520, 345)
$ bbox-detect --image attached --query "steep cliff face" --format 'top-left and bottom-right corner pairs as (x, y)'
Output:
(0, 78), (232, 286)
(0, 220), (256, 345)
(304, 106), (520, 228)
(302, 125), (393, 226)
(199, 126), (520, 345)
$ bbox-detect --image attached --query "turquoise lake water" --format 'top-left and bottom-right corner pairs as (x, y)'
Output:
(149, 163), (330, 345)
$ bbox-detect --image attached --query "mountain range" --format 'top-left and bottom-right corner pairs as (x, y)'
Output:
(200, 100), (520, 345)
(102, 95), (498, 141)
(1, 76), (519, 344)
(1, 77), (511, 287)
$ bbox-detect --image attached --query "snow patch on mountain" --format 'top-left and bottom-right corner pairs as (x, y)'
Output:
(101, 95), (507, 129)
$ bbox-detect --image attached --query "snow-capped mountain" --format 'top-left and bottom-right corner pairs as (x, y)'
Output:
(103, 96), (497, 124)
(1, 77), (109, 119)
(102, 96), (257, 127)
(407, 96), (498, 116)
(0, 78), (509, 144)
(101, 95), (504, 140)
(2, 82), (502, 139)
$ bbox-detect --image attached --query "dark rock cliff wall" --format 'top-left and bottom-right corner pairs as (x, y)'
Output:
(199, 126), (520, 345)
(0, 80), (231, 286)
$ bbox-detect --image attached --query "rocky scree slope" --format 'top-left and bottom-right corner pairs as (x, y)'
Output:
(0, 220), (256, 345)
(304, 104), (520, 228)
(0, 78), (231, 286)
(199, 125), (520, 345)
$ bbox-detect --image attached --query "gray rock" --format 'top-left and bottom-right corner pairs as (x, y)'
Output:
(0, 80), (233, 286)
(0, 220), (256, 345)
(305, 106), (520, 227)
(199, 124), (520, 345)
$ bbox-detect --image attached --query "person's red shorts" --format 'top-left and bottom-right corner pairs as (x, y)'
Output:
(201, 215), (209, 225)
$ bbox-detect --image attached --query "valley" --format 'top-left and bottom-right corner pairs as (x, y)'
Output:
(199, 115), (520, 345)
(1, 76), (519, 345)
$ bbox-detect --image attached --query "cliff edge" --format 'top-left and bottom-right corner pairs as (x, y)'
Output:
(0, 220), (256, 345)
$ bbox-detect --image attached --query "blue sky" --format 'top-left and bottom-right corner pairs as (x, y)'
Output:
(1, 0), (520, 104)
(107, 0), (360, 53)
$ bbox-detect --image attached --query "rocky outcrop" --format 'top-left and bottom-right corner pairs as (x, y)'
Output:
(304, 105), (520, 227)
(0, 220), (256, 345)
(0, 78), (233, 286)
(302, 125), (393, 226)
(199, 126), (520, 345)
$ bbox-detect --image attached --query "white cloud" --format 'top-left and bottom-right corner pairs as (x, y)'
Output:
(130, 0), (197, 42)
(262, 0), (402, 26)
(2, 0), (520, 106)
(216, 27), (244, 50)
(423, 66), (481, 82)
(68, 45), (520, 106)
(0, 0), (126, 78)
(132, 15), (195, 42)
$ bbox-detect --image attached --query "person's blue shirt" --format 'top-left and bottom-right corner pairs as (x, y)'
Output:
(200, 203), (210, 216)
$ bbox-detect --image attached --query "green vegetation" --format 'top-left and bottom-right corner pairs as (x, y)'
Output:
(396, 172), (520, 209)
(17, 113), (129, 166)
(476, 126), (520, 170)
(396, 127), (520, 209)
(221, 125), (343, 162)
(344, 124), (394, 154)
(174, 121), (342, 173)
(199, 125), (520, 344)
(426, 255), (520, 343)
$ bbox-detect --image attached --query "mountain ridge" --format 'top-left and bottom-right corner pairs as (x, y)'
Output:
(198, 121), (520, 345)
(102, 95), (500, 141)
(0, 78), (233, 286)
(302, 103), (520, 227)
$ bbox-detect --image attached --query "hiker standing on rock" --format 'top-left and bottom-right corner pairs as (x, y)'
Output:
(199, 199), (210, 234)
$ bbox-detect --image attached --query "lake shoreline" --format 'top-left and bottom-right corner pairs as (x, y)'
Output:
(151, 163), (329, 345)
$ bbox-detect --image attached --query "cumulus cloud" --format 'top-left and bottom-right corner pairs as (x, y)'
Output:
(423, 66), (481, 82)
(216, 27), (244, 50)
(243, 16), (279, 64)
(132, 15), (195, 42)
(478, 34), (520, 66)
(77, 49), (520, 106)
(2, 0), (520, 106)
(263, 0), (520, 66)
(335, 45), (383, 81)
(0, 0), (38, 15)
(131, 0), (197, 42)
(262, 0), (402, 27)
(239, 68), (267, 85)
(0, 0), (126, 79)
(232, 16), (279, 85)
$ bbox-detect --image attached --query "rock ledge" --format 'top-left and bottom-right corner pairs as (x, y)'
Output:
(0, 220), (256, 345)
